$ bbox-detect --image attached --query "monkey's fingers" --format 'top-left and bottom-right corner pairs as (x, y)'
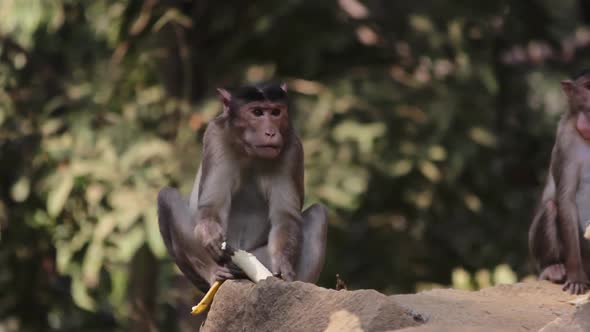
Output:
(214, 265), (240, 281)
(226, 262), (247, 278)
(563, 281), (589, 295)
(207, 243), (224, 262)
(191, 281), (223, 315)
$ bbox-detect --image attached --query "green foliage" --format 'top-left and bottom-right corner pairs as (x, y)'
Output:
(1, 0), (590, 330)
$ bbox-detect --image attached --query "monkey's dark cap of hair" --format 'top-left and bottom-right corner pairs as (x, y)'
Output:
(572, 68), (590, 80)
(233, 82), (287, 102)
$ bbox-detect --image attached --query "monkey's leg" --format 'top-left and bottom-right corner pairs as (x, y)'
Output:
(157, 187), (217, 292)
(529, 199), (565, 283)
(576, 170), (590, 280)
(249, 204), (327, 283)
(295, 203), (328, 283)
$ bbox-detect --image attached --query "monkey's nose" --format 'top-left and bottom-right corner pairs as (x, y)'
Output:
(265, 131), (276, 137)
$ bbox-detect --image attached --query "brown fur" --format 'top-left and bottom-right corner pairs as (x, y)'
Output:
(157, 83), (327, 290)
(529, 74), (590, 294)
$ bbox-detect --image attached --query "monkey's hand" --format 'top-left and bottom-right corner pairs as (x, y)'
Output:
(272, 257), (296, 281)
(214, 261), (247, 281)
(563, 278), (590, 295)
(194, 220), (225, 261)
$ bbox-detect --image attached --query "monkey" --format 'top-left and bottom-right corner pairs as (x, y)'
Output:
(157, 81), (328, 292)
(529, 69), (590, 295)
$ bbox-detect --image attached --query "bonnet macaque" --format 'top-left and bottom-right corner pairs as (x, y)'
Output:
(157, 82), (328, 291)
(529, 69), (590, 294)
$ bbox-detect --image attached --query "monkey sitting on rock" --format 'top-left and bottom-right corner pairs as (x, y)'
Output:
(157, 81), (328, 292)
(529, 69), (590, 295)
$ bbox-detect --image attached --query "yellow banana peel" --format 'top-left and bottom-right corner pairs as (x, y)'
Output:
(191, 280), (223, 315)
(190, 242), (273, 315)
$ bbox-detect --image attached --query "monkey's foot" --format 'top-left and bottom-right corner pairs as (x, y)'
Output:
(540, 264), (566, 283)
(563, 280), (590, 295)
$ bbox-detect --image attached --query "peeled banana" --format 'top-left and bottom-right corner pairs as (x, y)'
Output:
(190, 242), (273, 315)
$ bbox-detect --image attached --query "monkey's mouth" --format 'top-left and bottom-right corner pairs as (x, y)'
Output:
(254, 145), (282, 158)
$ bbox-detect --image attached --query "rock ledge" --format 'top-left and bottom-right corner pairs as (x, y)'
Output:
(201, 279), (587, 332)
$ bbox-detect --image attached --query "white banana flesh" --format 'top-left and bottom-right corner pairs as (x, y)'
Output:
(191, 242), (272, 315)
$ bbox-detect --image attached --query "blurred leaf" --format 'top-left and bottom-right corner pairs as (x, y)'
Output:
(389, 159), (413, 177)
(144, 208), (166, 258)
(451, 267), (472, 290)
(71, 267), (96, 311)
(47, 170), (74, 217)
(469, 127), (497, 147)
(10, 176), (30, 202)
(85, 184), (106, 209)
(493, 264), (517, 285)
(109, 225), (145, 263)
(464, 193), (482, 212)
(152, 8), (192, 31)
(475, 269), (492, 289)
(120, 139), (173, 172)
(428, 146), (447, 161)
(82, 241), (103, 288)
(419, 160), (442, 183)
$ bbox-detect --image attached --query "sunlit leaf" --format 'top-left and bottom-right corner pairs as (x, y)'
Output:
(85, 184), (106, 209)
(82, 241), (104, 288)
(493, 264), (517, 285)
(409, 15), (433, 33)
(71, 267), (96, 311)
(152, 8), (192, 31)
(419, 161), (442, 183)
(317, 186), (356, 209)
(451, 267), (472, 290)
(475, 269), (492, 289)
(427, 146), (447, 161)
(144, 209), (166, 258)
(119, 139), (173, 172)
(469, 127), (497, 147)
(390, 159), (413, 177)
(10, 176), (30, 202)
(47, 171), (74, 217)
(110, 225), (145, 263)
(464, 193), (482, 212)
(108, 266), (129, 310)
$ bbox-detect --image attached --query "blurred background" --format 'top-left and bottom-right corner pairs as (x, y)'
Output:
(1, 0), (590, 331)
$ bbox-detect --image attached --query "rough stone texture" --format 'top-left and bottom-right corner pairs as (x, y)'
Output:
(393, 281), (574, 332)
(198, 279), (582, 332)
(539, 302), (590, 332)
(201, 278), (423, 332)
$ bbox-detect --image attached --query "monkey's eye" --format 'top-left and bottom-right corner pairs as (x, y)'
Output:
(252, 108), (263, 117)
(271, 108), (281, 116)
(585, 82), (590, 90)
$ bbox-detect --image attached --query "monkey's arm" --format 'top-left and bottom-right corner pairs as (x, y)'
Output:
(157, 188), (211, 291)
(265, 143), (304, 281)
(191, 130), (240, 260)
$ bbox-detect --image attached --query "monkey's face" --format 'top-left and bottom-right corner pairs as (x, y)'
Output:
(236, 102), (289, 159)
(563, 76), (590, 139)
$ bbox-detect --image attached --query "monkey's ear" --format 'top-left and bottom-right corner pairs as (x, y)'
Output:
(217, 88), (232, 114)
(561, 80), (574, 98)
(280, 82), (288, 93)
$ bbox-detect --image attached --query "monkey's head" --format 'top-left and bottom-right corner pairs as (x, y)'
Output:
(562, 69), (590, 140)
(218, 82), (290, 160)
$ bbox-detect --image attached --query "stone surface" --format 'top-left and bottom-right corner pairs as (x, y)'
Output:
(201, 278), (423, 332)
(539, 302), (590, 332)
(197, 279), (580, 332)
